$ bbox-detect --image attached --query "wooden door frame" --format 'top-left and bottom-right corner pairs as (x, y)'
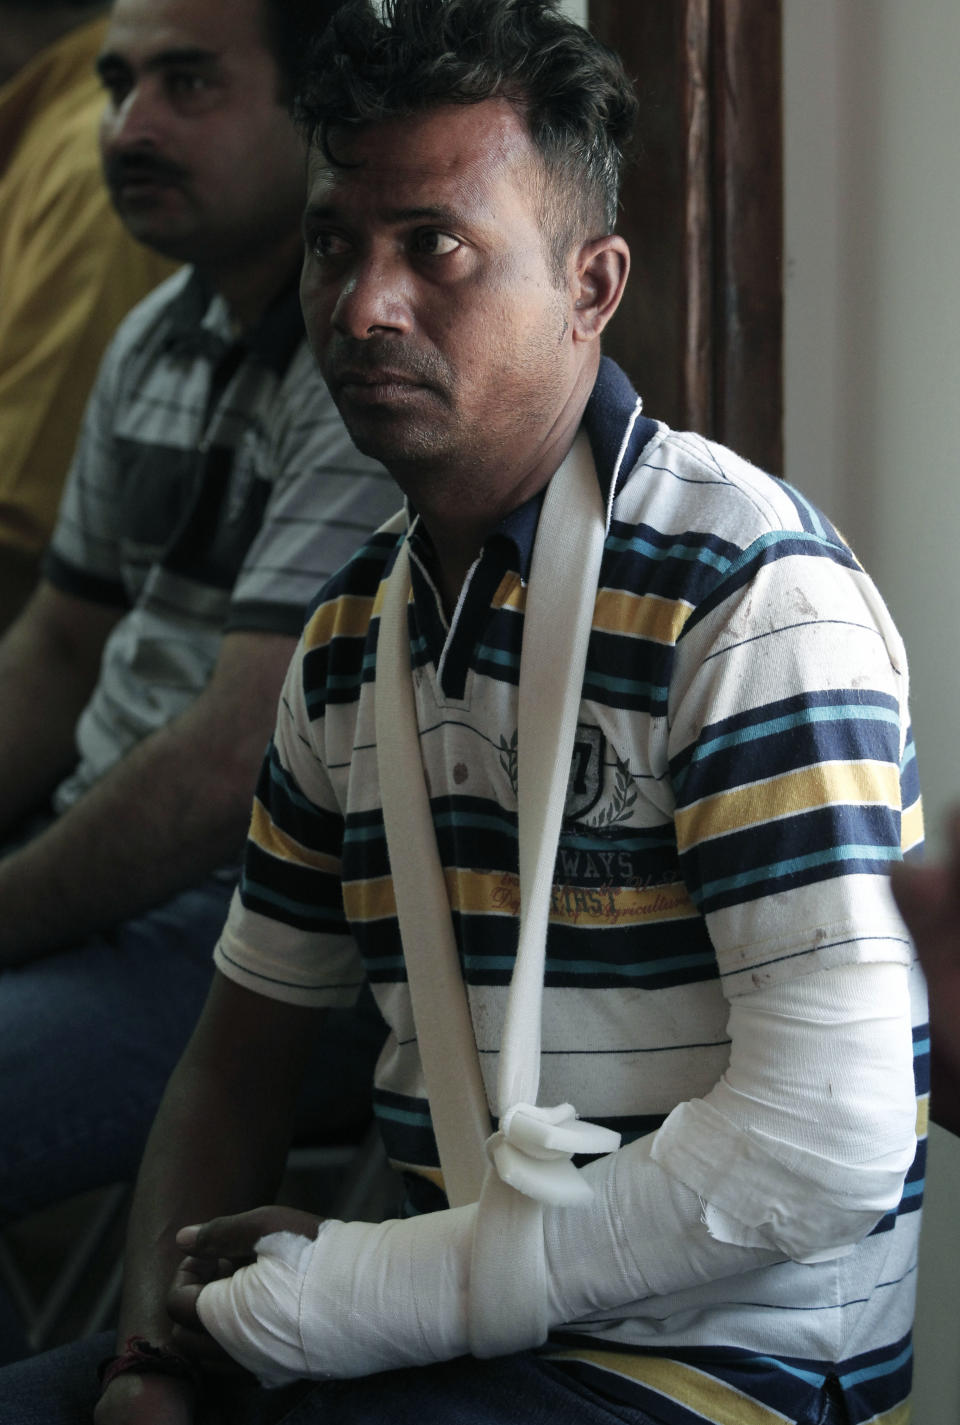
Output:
(590, 0), (783, 474)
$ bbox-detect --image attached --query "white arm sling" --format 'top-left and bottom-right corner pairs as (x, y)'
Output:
(375, 430), (620, 1355)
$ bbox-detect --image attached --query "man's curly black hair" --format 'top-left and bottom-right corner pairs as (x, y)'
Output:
(293, 0), (638, 279)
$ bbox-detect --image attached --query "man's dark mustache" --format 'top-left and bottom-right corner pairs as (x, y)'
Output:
(104, 153), (189, 189)
(326, 339), (451, 389)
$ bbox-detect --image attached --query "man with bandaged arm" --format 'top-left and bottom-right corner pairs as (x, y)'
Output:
(0, 3), (926, 1423)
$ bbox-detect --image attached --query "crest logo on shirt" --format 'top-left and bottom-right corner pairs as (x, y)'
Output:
(499, 722), (613, 823)
(564, 723), (605, 819)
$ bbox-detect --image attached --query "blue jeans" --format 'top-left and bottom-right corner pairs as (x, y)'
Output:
(0, 873), (386, 1216)
(0, 1333), (856, 1425)
(0, 879), (234, 1223)
(0, 876), (386, 1357)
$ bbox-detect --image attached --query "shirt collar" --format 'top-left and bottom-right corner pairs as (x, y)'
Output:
(406, 357), (660, 582)
(585, 355), (661, 513)
(468, 358), (660, 582)
(162, 268), (305, 374)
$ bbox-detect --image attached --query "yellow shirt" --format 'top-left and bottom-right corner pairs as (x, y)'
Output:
(0, 17), (175, 561)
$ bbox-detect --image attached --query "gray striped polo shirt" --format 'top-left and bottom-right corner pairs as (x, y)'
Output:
(44, 265), (400, 816)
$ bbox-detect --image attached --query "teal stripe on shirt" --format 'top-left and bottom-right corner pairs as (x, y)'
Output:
(696, 843), (903, 901)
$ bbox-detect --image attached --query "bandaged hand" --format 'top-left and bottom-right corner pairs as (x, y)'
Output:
(169, 1207), (323, 1378)
(178, 1203), (476, 1388)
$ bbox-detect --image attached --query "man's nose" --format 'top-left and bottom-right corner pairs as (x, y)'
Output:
(330, 255), (412, 340)
(100, 81), (165, 155)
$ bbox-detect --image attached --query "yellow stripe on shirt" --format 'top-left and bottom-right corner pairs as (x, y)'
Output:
(249, 799), (341, 874)
(675, 761), (902, 849)
(493, 571), (524, 611)
(544, 1349), (794, 1424)
(916, 1095), (929, 1140)
(304, 591), (378, 649)
(345, 867), (697, 930)
(594, 586), (691, 644)
(901, 795), (924, 856)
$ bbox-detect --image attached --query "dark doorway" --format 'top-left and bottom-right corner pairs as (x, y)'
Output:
(591, 0), (783, 474)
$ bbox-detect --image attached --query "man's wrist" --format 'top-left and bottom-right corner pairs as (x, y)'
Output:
(98, 1335), (202, 1395)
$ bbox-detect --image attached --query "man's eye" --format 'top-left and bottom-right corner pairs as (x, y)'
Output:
(310, 233), (350, 260)
(414, 231), (461, 256)
(98, 67), (132, 104)
(168, 72), (209, 97)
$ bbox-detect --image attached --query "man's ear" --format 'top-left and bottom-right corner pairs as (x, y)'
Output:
(571, 235), (630, 343)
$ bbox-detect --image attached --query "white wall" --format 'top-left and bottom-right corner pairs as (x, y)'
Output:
(558, 0), (587, 24)
(784, 0), (960, 857)
(784, 3), (960, 1419)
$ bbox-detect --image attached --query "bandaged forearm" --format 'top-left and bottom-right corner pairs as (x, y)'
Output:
(649, 960), (917, 1262)
(197, 962), (917, 1382)
(546, 960), (917, 1323)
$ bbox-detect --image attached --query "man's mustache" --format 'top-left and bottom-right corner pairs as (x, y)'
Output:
(103, 153), (189, 190)
(325, 338), (451, 390)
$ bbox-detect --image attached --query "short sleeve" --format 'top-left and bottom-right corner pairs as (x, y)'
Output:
(214, 629), (366, 1007)
(668, 530), (916, 996)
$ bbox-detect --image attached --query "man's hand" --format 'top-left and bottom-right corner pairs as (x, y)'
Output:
(167, 1207), (323, 1379)
(169, 1205), (323, 1327)
(176, 1205), (323, 1263)
(166, 1246), (243, 1372)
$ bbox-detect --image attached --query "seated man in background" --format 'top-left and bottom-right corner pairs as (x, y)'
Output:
(0, 0), (175, 628)
(0, 0), (394, 1353)
(894, 809), (960, 1134)
(0, 1), (926, 1422)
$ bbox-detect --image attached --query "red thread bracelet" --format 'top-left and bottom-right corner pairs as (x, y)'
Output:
(98, 1335), (201, 1394)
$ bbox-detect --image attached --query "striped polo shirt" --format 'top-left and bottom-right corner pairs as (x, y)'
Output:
(216, 357), (926, 1425)
(43, 266), (400, 815)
